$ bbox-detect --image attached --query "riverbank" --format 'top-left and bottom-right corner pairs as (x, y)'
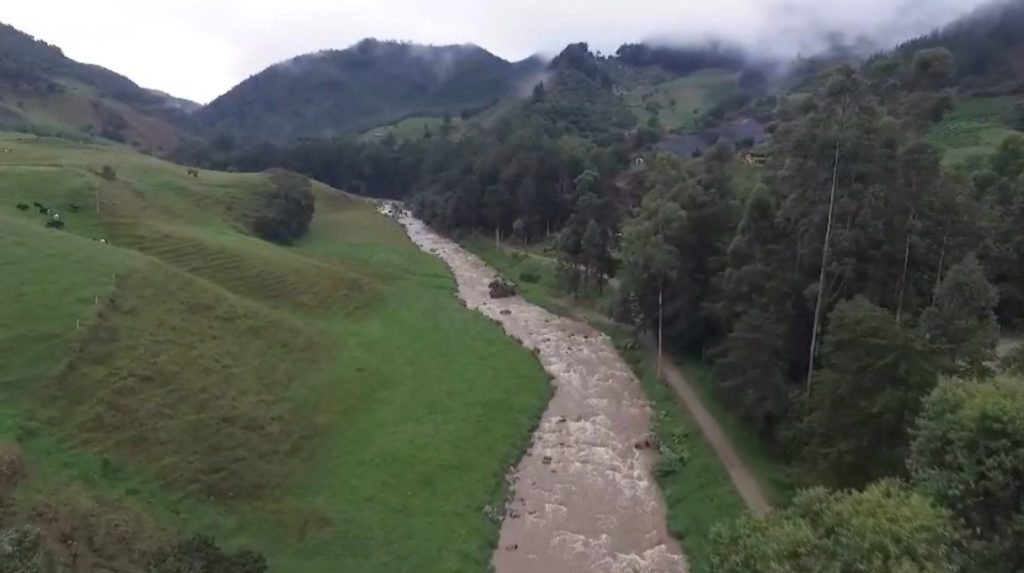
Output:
(398, 212), (686, 573)
(461, 237), (783, 570)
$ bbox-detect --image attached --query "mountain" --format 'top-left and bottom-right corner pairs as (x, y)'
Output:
(0, 22), (192, 153)
(195, 38), (544, 142)
(897, 0), (1024, 94)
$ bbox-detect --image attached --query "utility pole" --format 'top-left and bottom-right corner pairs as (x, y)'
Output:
(657, 282), (664, 380)
(806, 143), (841, 401)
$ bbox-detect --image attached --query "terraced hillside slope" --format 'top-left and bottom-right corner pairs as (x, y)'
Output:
(0, 132), (550, 572)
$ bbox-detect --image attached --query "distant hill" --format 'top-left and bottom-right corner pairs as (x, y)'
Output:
(897, 0), (1024, 94)
(0, 22), (193, 154)
(196, 39), (544, 142)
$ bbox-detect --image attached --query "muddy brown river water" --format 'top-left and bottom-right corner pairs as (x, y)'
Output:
(397, 210), (687, 573)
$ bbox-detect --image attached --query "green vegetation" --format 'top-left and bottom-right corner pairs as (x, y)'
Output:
(0, 132), (550, 572)
(709, 481), (958, 573)
(911, 377), (1024, 573)
(0, 23), (187, 154)
(927, 96), (1019, 164)
(360, 114), (467, 143)
(197, 39), (540, 142)
(625, 70), (739, 130)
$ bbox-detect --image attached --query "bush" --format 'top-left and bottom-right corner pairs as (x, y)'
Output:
(488, 278), (517, 299)
(250, 170), (315, 245)
(100, 164), (116, 180)
(709, 481), (958, 573)
(149, 535), (267, 573)
(518, 270), (540, 284)
(0, 527), (48, 573)
(910, 377), (1024, 572)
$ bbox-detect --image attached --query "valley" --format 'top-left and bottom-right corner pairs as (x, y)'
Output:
(4, 1), (1024, 572)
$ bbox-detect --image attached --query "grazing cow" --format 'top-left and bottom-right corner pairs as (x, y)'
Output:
(68, 203), (80, 212)
(38, 206), (48, 215)
(45, 220), (64, 230)
(16, 203), (29, 211)
(32, 201), (44, 209)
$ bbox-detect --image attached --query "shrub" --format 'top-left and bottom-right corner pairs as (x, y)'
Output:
(910, 377), (1024, 572)
(250, 170), (315, 245)
(100, 165), (116, 180)
(488, 278), (517, 299)
(149, 535), (267, 573)
(519, 270), (540, 284)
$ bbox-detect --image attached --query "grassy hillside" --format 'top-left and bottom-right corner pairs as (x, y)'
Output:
(625, 69), (740, 130)
(928, 95), (1020, 164)
(0, 132), (550, 571)
(0, 23), (187, 154)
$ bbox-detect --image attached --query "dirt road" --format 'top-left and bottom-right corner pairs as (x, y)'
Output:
(643, 337), (771, 516)
(399, 211), (686, 573)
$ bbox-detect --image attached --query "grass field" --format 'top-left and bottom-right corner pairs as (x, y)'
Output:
(625, 70), (739, 131)
(463, 238), (753, 571)
(928, 96), (1020, 165)
(0, 132), (550, 571)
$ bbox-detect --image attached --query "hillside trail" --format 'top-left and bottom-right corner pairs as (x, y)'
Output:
(397, 210), (686, 573)
(503, 244), (771, 516)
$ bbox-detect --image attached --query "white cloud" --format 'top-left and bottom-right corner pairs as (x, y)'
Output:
(2, 0), (992, 103)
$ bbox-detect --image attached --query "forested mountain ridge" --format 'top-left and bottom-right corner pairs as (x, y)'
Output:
(195, 39), (545, 142)
(897, 0), (1024, 94)
(0, 22), (194, 153)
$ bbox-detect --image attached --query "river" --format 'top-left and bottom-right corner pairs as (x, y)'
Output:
(397, 210), (686, 573)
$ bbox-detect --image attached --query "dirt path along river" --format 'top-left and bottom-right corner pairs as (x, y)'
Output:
(398, 211), (686, 573)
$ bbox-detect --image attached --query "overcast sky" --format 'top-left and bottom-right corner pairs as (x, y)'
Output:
(4, 0), (993, 104)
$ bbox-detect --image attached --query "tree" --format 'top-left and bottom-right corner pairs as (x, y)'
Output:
(620, 188), (687, 377)
(531, 81), (546, 103)
(440, 113), (454, 137)
(709, 481), (958, 573)
(912, 48), (955, 90)
(804, 297), (938, 485)
(249, 170), (315, 245)
(920, 254), (999, 378)
(512, 218), (525, 244)
(580, 218), (611, 289)
(910, 376), (1024, 573)
(711, 310), (788, 438)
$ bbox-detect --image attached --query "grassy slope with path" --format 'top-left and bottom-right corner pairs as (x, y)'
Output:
(624, 69), (739, 131)
(1, 132), (550, 572)
(463, 237), (766, 571)
(359, 115), (466, 142)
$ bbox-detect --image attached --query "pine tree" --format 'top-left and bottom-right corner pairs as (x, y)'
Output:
(920, 254), (999, 378)
(805, 297), (938, 485)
